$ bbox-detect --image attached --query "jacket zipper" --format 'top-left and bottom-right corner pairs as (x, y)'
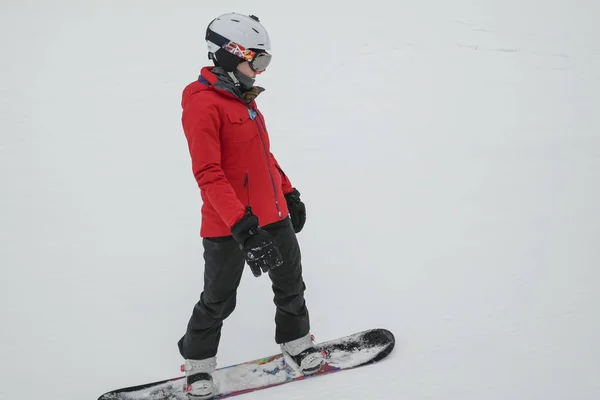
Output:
(244, 172), (250, 207)
(252, 108), (283, 219)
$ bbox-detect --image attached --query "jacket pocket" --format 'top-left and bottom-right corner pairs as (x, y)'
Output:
(226, 109), (258, 142)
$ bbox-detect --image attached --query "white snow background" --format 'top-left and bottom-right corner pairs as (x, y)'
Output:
(1, 1), (599, 399)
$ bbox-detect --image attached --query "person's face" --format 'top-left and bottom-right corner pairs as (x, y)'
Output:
(236, 61), (257, 78)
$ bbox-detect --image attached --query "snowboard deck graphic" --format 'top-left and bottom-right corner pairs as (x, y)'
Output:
(98, 328), (395, 400)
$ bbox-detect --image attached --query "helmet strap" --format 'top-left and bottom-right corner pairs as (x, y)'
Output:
(227, 71), (241, 87)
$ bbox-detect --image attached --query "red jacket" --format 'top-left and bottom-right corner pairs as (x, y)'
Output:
(181, 67), (293, 238)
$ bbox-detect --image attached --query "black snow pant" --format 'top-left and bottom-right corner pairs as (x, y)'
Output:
(177, 217), (310, 360)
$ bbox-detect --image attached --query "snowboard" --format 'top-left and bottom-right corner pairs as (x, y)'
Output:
(98, 328), (395, 400)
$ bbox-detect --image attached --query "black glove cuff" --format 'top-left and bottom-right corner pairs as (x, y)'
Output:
(284, 188), (301, 203)
(231, 210), (260, 244)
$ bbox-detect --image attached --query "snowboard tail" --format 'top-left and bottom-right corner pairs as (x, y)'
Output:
(98, 328), (395, 400)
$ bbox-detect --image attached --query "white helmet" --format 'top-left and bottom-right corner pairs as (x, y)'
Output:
(205, 13), (272, 72)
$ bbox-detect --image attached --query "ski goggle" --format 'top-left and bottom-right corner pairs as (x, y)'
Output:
(249, 51), (272, 73)
(223, 41), (272, 73)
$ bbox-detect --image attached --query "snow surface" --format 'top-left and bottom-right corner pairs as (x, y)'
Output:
(1, 1), (599, 399)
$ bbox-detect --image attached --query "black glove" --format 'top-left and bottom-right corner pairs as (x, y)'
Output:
(231, 210), (283, 277)
(284, 188), (306, 233)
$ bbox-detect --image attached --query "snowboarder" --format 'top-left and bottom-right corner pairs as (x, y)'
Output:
(177, 12), (325, 399)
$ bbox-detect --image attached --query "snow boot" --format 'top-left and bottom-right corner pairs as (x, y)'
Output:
(181, 356), (217, 399)
(281, 333), (325, 375)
